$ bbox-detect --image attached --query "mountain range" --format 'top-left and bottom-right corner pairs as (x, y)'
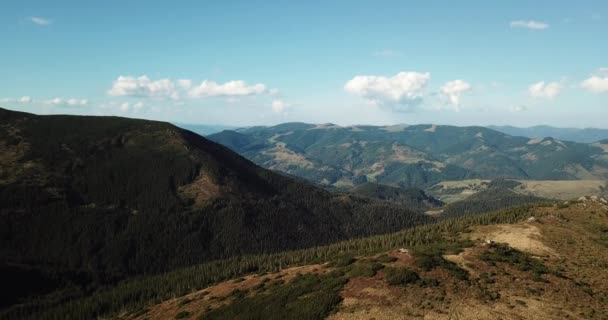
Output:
(3, 108), (608, 319)
(208, 123), (608, 189)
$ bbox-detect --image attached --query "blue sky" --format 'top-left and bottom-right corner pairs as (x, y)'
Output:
(1, 0), (607, 127)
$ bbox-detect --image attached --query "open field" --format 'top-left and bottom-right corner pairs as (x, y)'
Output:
(430, 179), (607, 203)
(514, 180), (606, 200)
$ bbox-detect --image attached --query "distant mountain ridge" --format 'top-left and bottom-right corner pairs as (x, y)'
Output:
(173, 123), (236, 136)
(208, 123), (608, 189)
(488, 125), (608, 143)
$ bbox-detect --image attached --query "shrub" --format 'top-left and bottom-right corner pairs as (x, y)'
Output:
(175, 311), (191, 319)
(384, 267), (420, 286)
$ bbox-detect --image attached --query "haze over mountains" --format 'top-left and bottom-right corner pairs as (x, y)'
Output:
(207, 123), (608, 189)
(489, 125), (608, 143)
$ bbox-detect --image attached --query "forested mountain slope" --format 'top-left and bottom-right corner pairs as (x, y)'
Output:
(209, 123), (608, 188)
(0, 108), (430, 293)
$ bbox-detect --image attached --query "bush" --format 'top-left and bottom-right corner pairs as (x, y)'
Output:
(175, 311), (191, 319)
(479, 243), (550, 281)
(375, 254), (398, 263)
(332, 256), (356, 267)
(384, 267), (420, 286)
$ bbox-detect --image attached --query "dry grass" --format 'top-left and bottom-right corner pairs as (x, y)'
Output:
(516, 180), (606, 200)
(124, 264), (329, 320)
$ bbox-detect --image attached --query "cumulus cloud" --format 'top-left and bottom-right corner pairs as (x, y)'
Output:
(188, 80), (266, 98)
(344, 72), (430, 110)
(581, 76), (608, 93)
(510, 20), (549, 30)
(108, 76), (179, 99)
(107, 76), (270, 100)
(271, 99), (289, 113)
(440, 80), (471, 110)
(581, 69), (608, 93)
(29, 17), (52, 25)
(528, 81), (562, 99)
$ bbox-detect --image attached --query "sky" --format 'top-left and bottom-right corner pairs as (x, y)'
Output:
(1, 0), (607, 128)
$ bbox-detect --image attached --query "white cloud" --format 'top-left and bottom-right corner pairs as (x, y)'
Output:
(107, 75), (179, 99)
(45, 98), (88, 107)
(108, 75), (272, 101)
(372, 49), (401, 57)
(29, 17), (52, 25)
(344, 72), (430, 109)
(271, 99), (289, 113)
(19, 96), (32, 103)
(581, 76), (608, 93)
(120, 102), (130, 112)
(67, 98), (88, 106)
(528, 81), (562, 99)
(440, 80), (471, 110)
(177, 79), (192, 90)
(510, 20), (549, 30)
(1, 96), (33, 104)
(133, 101), (144, 110)
(188, 80), (266, 98)
(511, 105), (528, 112)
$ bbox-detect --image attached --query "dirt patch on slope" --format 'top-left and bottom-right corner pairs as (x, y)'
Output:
(468, 223), (557, 257)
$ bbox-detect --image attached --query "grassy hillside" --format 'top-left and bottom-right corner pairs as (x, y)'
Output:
(2, 202), (543, 319)
(115, 199), (608, 320)
(0, 108), (433, 314)
(208, 123), (608, 189)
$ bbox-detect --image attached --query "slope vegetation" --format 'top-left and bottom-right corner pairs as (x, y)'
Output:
(122, 199), (608, 320)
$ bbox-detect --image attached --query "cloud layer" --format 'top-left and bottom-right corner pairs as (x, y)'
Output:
(107, 75), (269, 99)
